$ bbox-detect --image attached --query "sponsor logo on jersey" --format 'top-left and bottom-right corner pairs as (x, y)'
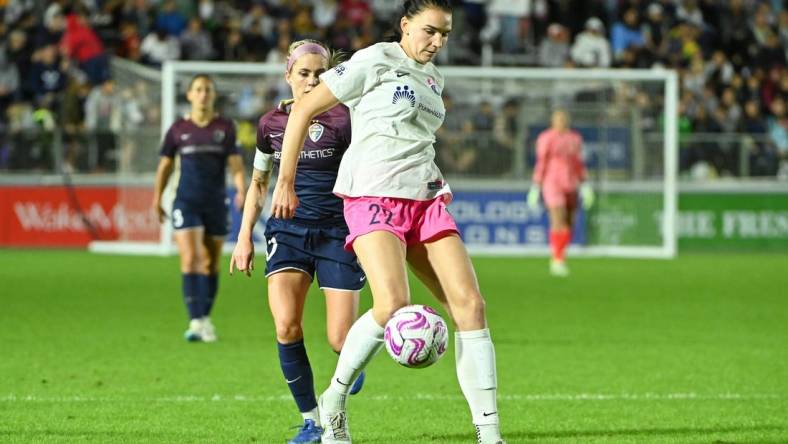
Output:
(426, 76), (440, 95)
(213, 130), (225, 143)
(308, 122), (324, 142)
(396, 70), (410, 78)
(334, 64), (346, 76)
(417, 103), (444, 120)
(392, 85), (416, 107)
(180, 133), (191, 141)
(427, 179), (444, 191)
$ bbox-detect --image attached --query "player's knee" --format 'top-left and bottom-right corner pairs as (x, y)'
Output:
(449, 290), (486, 327)
(372, 297), (409, 324)
(180, 253), (201, 273)
(326, 330), (345, 353)
(275, 321), (303, 344)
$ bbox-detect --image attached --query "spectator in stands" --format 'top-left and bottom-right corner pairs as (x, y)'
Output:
(140, 27), (181, 67)
(487, 0), (529, 54)
(116, 21), (141, 62)
(755, 32), (786, 71)
(676, 0), (705, 28)
(538, 23), (569, 67)
(7, 29), (33, 100)
(0, 45), (20, 125)
(222, 23), (249, 61)
(340, 0), (372, 28)
(642, 3), (670, 64)
(241, 4), (275, 52)
(611, 8), (645, 60)
(437, 94), (476, 175)
(155, 0), (187, 37)
(60, 11), (109, 86)
(28, 44), (67, 108)
(751, 3), (774, 46)
(84, 79), (121, 171)
(571, 17), (611, 68)
(718, 0), (753, 69)
(120, 0), (154, 37)
(768, 98), (788, 153)
(780, 10), (788, 52)
(492, 98), (519, 173)
(704, 50), (735, 87)
(34, 4), (65, 48)
(180, 18), (214, 61)
(741, 99), (778, 176)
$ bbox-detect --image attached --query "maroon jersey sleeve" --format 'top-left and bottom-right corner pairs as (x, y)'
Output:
(159, 123), (178, 158)
(256, 112), (274, 155)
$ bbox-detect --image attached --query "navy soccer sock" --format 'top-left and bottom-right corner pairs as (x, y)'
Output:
(182, 273), (204, 320)
(203, 274), (218, 316)
(278, 340), (317, 413)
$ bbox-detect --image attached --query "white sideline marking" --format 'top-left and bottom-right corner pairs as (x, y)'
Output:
(0, 393), (781, 403)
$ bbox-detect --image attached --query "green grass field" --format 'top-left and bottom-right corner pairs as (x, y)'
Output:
(1, 250), (787, 443)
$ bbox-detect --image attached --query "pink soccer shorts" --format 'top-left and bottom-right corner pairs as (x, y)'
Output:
(342, 196), (459, 251)
(542, 186), (578, 210)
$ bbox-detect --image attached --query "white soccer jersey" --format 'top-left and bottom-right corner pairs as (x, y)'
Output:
(319, 42), (451, 201)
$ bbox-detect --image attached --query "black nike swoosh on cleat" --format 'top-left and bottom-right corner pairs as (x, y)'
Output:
(335, 378), (350, 386)
(482, 411), (497, 417)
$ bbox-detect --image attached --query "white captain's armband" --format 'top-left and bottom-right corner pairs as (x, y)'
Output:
(253, 150), (274, 172)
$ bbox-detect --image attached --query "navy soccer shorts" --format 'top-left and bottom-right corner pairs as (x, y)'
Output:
(171, 199), (229, 236)
(264, 218), (366, 292)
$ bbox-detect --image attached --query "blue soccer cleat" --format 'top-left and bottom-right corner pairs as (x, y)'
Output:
(287, 419), (323, 444)
(349, 371), (365, 395)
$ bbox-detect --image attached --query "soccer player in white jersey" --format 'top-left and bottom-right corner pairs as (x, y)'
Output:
(269, 1), (506, 443)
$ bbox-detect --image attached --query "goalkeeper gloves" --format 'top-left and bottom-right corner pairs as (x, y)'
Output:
(580, 182), (595, 210)
(527, 185), (541, 209)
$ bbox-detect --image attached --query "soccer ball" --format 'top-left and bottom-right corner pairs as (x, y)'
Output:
(383, 305), (448, 368)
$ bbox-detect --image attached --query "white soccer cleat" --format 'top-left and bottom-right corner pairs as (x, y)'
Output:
(184, 318), (203, 342)
(201, 317), (217, 342)
(549, 259), (570, 277)
(319, 391), (351, 444)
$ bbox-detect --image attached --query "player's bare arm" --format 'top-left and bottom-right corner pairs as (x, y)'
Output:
(152, 156), (174, 223)
(228, 154), (246, 211)
(231, 168), (270, 277)
(271, 82), (339, 219)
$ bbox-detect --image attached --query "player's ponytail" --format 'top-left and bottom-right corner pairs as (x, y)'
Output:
(384, 0), (454, 42)
(287, 39), (346, 71)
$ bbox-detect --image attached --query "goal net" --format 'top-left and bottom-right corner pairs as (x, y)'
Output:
(91, 61), (677, 259)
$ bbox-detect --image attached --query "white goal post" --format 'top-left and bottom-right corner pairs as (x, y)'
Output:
(90, 60), (678, 259)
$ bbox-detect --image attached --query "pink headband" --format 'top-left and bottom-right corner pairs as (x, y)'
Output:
(286, 43), (329, 72)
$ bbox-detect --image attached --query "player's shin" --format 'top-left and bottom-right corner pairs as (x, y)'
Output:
(204, 273), (218, 315)
(278, 340), (319, 423)
(325, 310), (384, 406)
(455, 329), (503, 442)
(182, 273), (204, 319)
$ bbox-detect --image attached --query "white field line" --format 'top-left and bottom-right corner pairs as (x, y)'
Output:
(0, 393), (782, 403)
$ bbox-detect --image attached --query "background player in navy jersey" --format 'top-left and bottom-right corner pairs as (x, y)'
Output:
(153, 74), (246, 343)
(230, 40), (365, 444)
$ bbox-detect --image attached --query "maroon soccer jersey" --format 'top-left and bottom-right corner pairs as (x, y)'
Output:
(257, 102), (351, 222)
(160, 116), (239, 204)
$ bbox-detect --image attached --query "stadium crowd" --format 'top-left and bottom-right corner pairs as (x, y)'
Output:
(0, 0), (787, 177)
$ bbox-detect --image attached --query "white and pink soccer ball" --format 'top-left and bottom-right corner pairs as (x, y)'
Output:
(384, 305), (448, 368)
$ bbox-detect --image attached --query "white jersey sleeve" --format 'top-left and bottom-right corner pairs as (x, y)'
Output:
(320, 45), (389, 109)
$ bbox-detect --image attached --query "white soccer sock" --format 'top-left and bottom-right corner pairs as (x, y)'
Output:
(326, 310), (384, 406)
(456, 328), (501, 433)
(302, 407), (319, 425)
